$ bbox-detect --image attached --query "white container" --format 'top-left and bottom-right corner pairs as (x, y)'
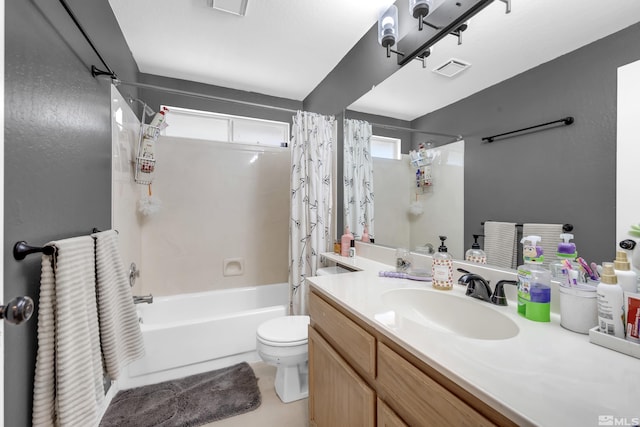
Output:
(559, 284), (598, 334)
(614, 250), (638, 293)
(596, 263), (625, 339)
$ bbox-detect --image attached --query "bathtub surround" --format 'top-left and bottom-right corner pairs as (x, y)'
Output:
(289, 111), (336, 315)
(99, 362), (261, 427)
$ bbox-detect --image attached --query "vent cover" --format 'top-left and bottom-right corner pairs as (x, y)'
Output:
(208, 0), (248, 16)
(433, 59), (471, 77)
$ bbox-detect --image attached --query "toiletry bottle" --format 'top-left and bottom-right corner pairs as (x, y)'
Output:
(596, 262), (625, 338)
(614, 250), (638, 293)
(361, 226), (370, 243)
(517, 236), (551, 322)
(550, 233), (579, 282)
(432, 236), (453, 291)
(340, 226), (353, 257)
(349, 239), (356, 257)
(465, 234), (486, 264)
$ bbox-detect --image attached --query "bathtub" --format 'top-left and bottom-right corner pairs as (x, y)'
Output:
(121, 282), (289, 389)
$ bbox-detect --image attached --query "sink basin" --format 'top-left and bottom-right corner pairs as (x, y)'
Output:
(380, 288), (519, 340)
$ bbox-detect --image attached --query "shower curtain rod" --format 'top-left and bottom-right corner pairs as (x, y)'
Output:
(367, 122), (462, 141)
(113, 80), (300, 114)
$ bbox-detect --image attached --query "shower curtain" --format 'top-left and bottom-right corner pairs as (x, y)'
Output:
(343, 119), (374, 240)
(289, 111), (335, 315)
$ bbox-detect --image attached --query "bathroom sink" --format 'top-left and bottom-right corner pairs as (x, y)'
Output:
(380, 288), (519, 340)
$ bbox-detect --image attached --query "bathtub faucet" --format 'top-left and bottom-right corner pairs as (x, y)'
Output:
(133, 294), (153, 305)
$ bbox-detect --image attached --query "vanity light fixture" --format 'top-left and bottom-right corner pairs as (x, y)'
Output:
(378, 0), (511, 67)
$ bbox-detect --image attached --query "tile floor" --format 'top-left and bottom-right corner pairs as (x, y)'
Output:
(202, 362), (309, 427)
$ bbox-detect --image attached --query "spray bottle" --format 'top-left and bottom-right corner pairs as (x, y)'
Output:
(465, 234), (486, 264)
(517, 236), (551, 322)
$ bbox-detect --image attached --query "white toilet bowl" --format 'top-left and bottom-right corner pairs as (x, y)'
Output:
(256, 315), (310, 403)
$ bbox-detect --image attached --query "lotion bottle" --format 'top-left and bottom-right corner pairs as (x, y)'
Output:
(597, 262), (625, 338)
(432, 236), (453, 290)
(340, 226), (353, 257)
(614, 250), (638, 293)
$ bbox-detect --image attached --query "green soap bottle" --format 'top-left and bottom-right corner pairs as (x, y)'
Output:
(517, 235), (551, 322)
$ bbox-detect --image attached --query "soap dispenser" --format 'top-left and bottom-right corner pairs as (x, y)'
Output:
(517, 235), (551, 322)
(432, 236), (453, 291)
(465, 234), (486, 264)
(550, 233), (579, 282)
(340, 226), (353, 257)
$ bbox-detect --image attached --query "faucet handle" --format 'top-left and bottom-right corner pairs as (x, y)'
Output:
(490, 280), (518, 306)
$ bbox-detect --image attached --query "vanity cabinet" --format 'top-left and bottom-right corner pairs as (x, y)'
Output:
(309, 289), (517, 427)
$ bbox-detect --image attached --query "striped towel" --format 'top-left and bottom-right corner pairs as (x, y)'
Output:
(523, 223), (564, 269)
(33, 236), (105, 427)
(483, 221), (518, 269)
(92, 230), (145, 380)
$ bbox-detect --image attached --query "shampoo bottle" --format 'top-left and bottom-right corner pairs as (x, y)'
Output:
(517, 236), (551, 322)
(597, 262), (625, 338)
(340, 226), (353, 257)
(465, 234), (486, 264)
(432, 236), (453, 291)
(614, 250), (638, 293)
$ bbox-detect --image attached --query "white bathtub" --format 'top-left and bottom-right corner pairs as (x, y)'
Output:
(121, 283), (289, 389)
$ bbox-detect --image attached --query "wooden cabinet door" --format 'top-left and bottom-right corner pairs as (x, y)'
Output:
(377, 398), (408, 427)
(309, 326), (375, 427)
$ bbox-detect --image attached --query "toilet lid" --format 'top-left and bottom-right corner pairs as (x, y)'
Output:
(257, 315), (310, 344)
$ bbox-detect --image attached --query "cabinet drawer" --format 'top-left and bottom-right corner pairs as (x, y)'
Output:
(377, 343), (495, 427)
(309, 292), (376, 377)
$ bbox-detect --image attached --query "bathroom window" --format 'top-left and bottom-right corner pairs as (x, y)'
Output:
(161, 106), (290, 147)
(371, 135), (401, 160)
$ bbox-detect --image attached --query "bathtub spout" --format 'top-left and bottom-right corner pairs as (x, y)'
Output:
(133, 294), (153, 305)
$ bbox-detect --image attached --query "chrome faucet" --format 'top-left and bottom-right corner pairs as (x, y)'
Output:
(133, 294), (153, 305)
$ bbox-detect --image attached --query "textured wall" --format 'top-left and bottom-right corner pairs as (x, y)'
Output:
(4, 1), (138, 425)
(411, 22), (640, 265)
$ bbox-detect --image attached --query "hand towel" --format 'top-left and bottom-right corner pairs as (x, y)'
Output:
(483, 221), (518, 269)
(32, 237), (105, 427)
(92, 230), (145, 380)
(522, 223), (564, 269)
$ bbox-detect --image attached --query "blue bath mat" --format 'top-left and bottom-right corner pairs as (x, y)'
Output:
(99, 362), (261, 427)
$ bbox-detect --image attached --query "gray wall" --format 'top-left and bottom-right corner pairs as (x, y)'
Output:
(411, 22), (640, 265)
(4, 1), (138, 425)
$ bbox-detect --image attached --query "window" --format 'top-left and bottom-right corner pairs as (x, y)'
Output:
(161, 106), (290, 147)
(371, 135), (401, 160)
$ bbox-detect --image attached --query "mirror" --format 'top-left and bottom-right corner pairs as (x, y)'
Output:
(342, 5), (640, 268)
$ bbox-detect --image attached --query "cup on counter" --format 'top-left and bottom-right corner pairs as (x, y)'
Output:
(559, 283), (598, 334)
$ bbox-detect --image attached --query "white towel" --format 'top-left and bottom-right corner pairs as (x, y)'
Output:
(523, 223), (564, 269)
(92, 230), (145, 380)
(483, 221), (518, 269)
(32, 237), (105, 427)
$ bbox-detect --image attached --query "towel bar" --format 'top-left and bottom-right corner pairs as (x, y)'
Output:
(13, 241), (55, 260)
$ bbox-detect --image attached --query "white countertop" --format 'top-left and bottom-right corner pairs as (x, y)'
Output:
(308, 252), (640, 427)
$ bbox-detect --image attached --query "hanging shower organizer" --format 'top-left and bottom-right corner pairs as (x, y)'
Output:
(409, 142), (435, 192)
(134, 123), (160, 185)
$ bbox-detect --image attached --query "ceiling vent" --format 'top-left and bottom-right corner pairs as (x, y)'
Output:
(433, 59), (471, 77)
(207, 0), (248, 16)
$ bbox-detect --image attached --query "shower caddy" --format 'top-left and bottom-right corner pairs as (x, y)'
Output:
(134, 122), (160, 185)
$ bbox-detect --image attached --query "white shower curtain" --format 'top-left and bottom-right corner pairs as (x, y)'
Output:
(289, 111), (335, 315)
(343, 119), (374, 240)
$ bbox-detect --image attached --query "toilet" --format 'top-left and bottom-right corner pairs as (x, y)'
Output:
(256, 265), (350, 403)
(256, 315), (310, 403)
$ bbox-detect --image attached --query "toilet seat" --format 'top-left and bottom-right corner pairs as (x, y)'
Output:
(256, 315), (309, 347)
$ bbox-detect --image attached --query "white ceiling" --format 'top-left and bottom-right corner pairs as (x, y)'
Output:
(109, 0), (640, 121)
